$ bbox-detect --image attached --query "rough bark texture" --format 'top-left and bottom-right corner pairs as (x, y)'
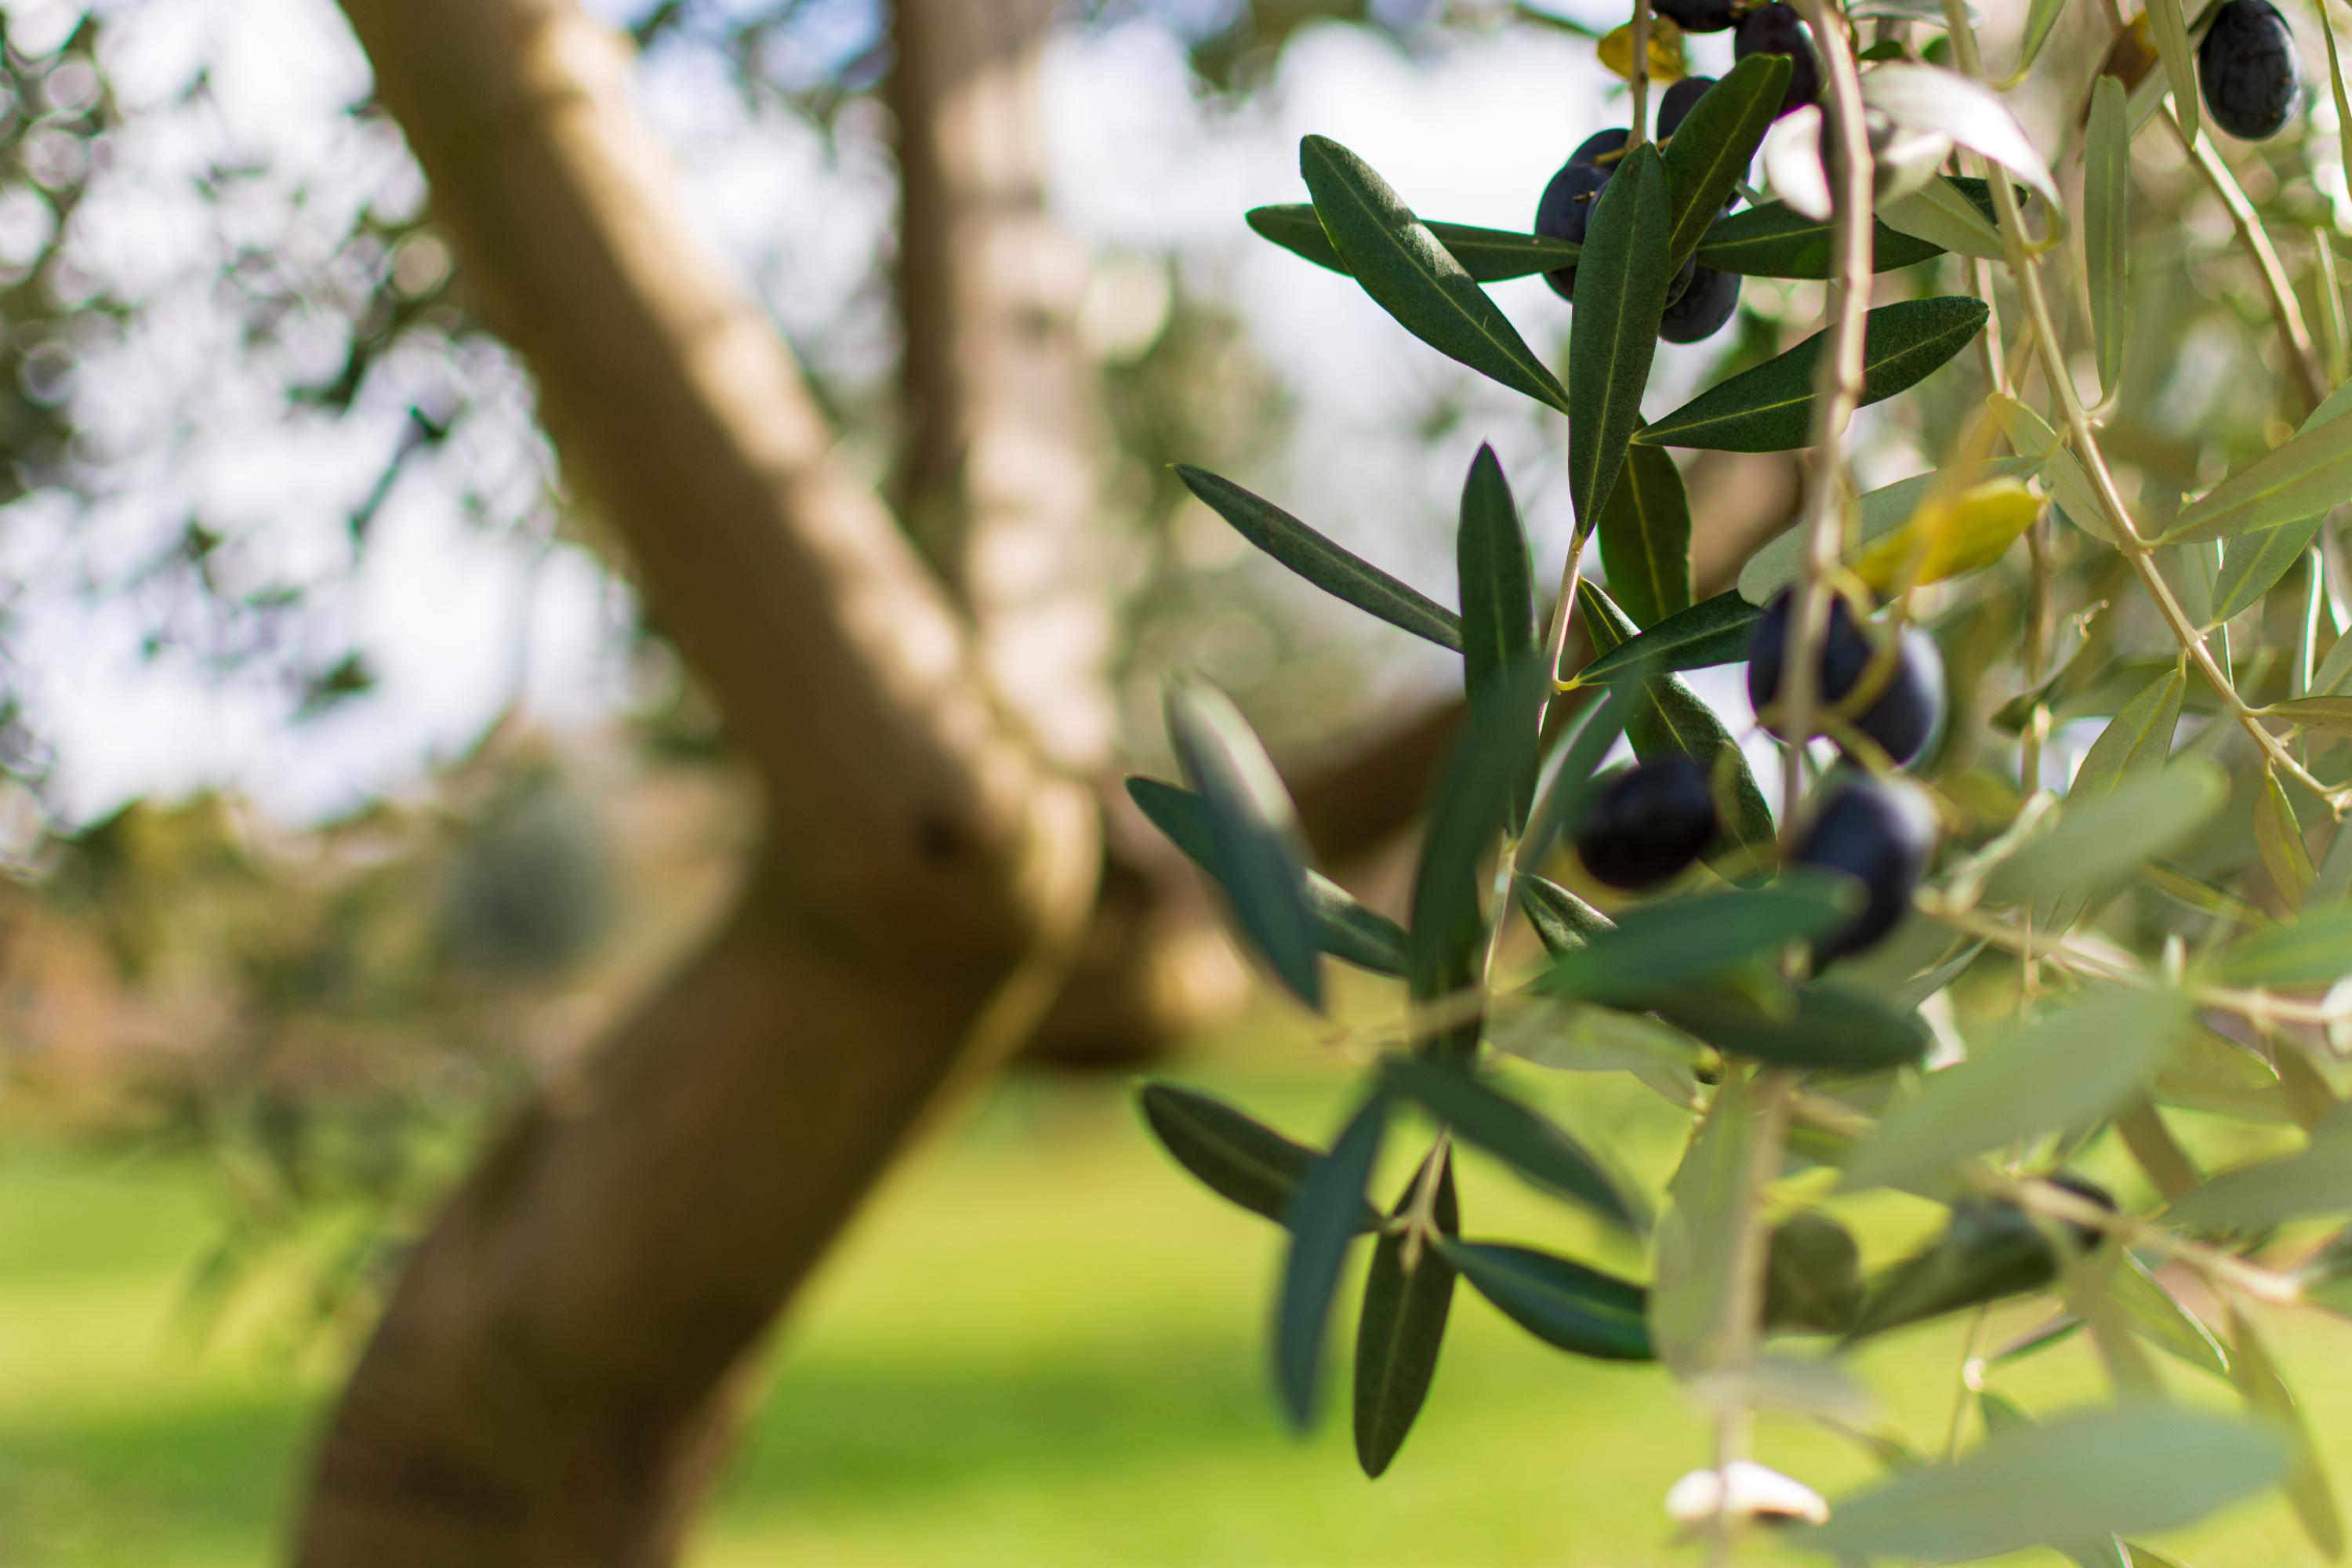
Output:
(299, 4), (1095, 1563)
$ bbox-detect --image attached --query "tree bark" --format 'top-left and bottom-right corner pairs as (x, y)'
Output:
(299, 4), (1095, 1563)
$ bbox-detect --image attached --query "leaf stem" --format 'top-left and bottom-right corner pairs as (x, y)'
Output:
(1628, 0), (1655, 151)
(2162, 109), (2330, 412)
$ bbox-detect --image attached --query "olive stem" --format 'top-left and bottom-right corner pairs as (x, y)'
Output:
(1779, 0), (1875, 845)
(1627, 0), (1655, 151)
(1940, 0), (2349, 813)
(2162, 108), (2330, 411)
(1701, 1061), (1789, 1568)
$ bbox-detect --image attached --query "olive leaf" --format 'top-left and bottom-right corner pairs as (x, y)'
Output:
(1659, 54), (1790, 270)
(2218, 899), (2352, 986)
(1406, 659), (1548, 1055)
(2145, 0), (2198, 144)
(1245, 204), (1579, 283)
(2168, 1109), (2352, 1229)
(1655, 982), (1933, 1070)
(1137, 1082), (1379, 1230)
(1457, 443), (1537, 706)
(1635, 296), (1990, 452)
(1838, 988), (2190, 1192)
(1879, 170), (2009, 260)
(1299, 136), (1571, 413)
(1534, 880), (1860, 1007)
(2212, 514), (2325, 623)
(1174, 465), (1462, 651)
(2084, 74), (2129, 398)
(1981, 758), (2227, 904)
(1381, 1055), (1642, 1232)
(1693, 174), (1994, 277)
(1737, 459), (2042, 603)
(1568, 142), (1671, 537)
(1353, 1150), (1457, 1479)
(1862, 64), (2061, 216)
(1127, 778), (1409, 975)
(1595, 442), (1692, 629)
(1575, 592), (1759, 684)
(1274, 1092), (1390, 1427)
(1165, 681), (1325, 1010)
(1804, 1408), (2287, 1559)
(2163, 404), (2352, 543)
(1439, 1239), (1655, 1359)
(2013, 0), (2075, 81)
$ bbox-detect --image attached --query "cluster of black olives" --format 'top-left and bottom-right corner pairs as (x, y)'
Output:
(1573, 588), (1944, 964)
(2198, 0), (2302, 142)
(1534, 2), (1818, 343)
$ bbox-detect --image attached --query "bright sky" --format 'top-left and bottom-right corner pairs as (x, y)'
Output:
(9, 0), (1794, 826)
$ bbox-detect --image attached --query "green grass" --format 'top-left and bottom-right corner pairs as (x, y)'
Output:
(2, 1027), (2349, 1565)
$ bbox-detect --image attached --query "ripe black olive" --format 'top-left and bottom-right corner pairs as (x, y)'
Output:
(1659, 265), (1741, 343)
(1733, 3), (1820, 116)
(2198, 0), (2300, 142)
(1656, 0), (1740, 33)
(1536, 128), (1694, 307)
(1745, 590), (1944, 767)
(1534, 129), (1628, 302)
(1657, 75), (1714, 140)
(1792, 775), (1937, 961)
(1575, 755), (1719, 890)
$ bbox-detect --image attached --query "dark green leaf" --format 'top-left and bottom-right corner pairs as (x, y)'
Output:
(1576, 591), (1759, 684)
(1656, 982), (1934, 1071)
(1660, 55), (1791, 271)
(1846, 1198), (2071, 1341)
(1166, 682), (1323, 1010)
(1535, 880), (1860, 1006)
(1353, 1151), (1458, 1479)
(1568, 143), (1672, 536)
(1127, 777), (1410, 976)
(1246, 204), (1580, 283)
(1635, 296), (1990, 452)
(1138, 1082), (1379, 1229)
(1839, 989), (2190, 1192)
(1175, 466), (1461, 651)
(1406, 658), (1549, 1054)
(1693, 201), (1950, 278)
(1457, 444), (1537, 837)
(1442, 1240), (1654, 1359)
(1577, 580), (1775, 853)
(1299, 136), (1570, 413)
(1275, 1093), (1390, 1426)
(1518, 874), (1615, 956)
(1383, 1055), (1642, 1232)
(1762, 1211), (1864, 1334)
(1594, 442), (1693, 630)
(1804, 1408), (2287, 1559)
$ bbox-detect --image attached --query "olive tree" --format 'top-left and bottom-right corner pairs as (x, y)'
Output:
(1135, 0), (2352, 1558)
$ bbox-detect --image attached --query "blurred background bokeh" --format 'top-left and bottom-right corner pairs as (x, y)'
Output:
(4, 0), (2352, 1562)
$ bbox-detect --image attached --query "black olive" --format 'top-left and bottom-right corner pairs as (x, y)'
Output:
(1534, 129), (1628, 302)
(1656, 0), (1741, 31)
(1657, 75), (1715, 140)
(1733, 3), (1821, 116)
(1792, 775), (1937, 961)
(1575, 755), (1719, 890)
(2198, 0), (2300, 142)
(1659, 265), (1742, 343)
(1746, 590), (1944, 767)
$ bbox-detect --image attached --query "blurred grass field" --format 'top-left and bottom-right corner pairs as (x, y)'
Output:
(3, 1021), (2350, 1566)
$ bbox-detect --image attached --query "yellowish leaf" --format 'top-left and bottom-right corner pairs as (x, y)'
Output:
(1599, 17), (1686, 85)
(1848, 477), (2039, 592)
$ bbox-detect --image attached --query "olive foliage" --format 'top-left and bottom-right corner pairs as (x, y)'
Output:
(1137, 0), (2352, 1556)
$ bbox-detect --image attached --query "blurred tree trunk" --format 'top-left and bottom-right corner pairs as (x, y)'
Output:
(299, 3), (1099, 1563)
